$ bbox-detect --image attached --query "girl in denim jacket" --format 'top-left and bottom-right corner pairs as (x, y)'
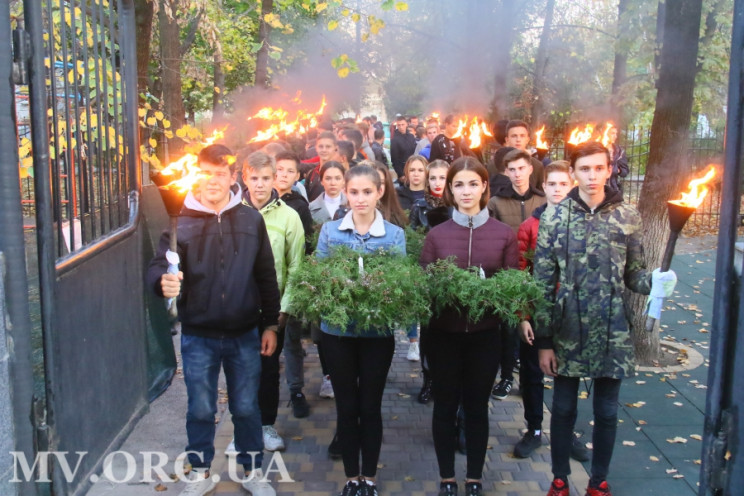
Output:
(315, 165), (406, 496)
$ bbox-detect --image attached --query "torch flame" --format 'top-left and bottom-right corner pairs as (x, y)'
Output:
(669, 166), (717, 209)
(467, 117), (492, 149)
(598, 122), (614, 148)
(568, 124), (595, 145)
(157, 154), (205, 193)
(451, 117), (468, 139)
(355, 114), (362, 124)
(316, 96), (327, 115)
(535, 125), (549, 150)
(203, 127), (228, 146)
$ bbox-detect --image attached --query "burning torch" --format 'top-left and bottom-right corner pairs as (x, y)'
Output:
(150, 154), (203, 318)
(535, 125), (549, 162)
(644, 165), (717, 331)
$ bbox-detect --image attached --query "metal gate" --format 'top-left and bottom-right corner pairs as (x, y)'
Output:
(3, 0), (148, 494)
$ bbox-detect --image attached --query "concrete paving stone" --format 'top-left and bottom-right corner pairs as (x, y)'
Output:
(604, 475), (698, 496)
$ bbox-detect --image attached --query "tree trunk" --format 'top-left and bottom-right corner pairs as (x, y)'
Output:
(159, 0), (186, 155)
(631, 0), (703, 365)
(134, 0), (154, 105)
(254, 0), (273, 88)
(490, 0), (519, 117)
(530, 0), (556, 125)
(610, 0), (629, 124)
(213, 49), (225, 122)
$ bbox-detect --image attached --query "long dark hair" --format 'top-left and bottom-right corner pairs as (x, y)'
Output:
(444, 157), (490, 210)
(362, 161), (409, 227)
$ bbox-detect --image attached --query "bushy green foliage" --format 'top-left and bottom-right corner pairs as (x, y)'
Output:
(404, 225), (426, 262)
(288, 246), (431, 334)
(425, 258), (548, 327)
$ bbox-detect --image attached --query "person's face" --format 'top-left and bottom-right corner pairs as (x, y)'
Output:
(197, 161), (236, 211)
(316, 138), (337, 163)
(444, 120), (458, 136)
(571, 153), (612, 199)
(609, 128), (618, 143)
(243, 165), (275, 208)
(321, 167), (345, 198)
(275, 159), (299, 195)
(543, 171), (572, 206)
(407, 160), (427, 189)
(450, 169), (486, 215)
(396, 119), (408, 133)
(410, 117), (419, 128)
(505, 126), (530, 150)
(428, 166), (448, 196)
(505, 158), (533, 191)
(426, 126), (439, 142)
(347, 175), (383, 217)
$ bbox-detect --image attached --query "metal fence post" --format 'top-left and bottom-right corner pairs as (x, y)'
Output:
(0, 1), (39, 494)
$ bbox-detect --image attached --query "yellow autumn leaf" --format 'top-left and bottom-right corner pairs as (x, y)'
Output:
(149, 138), (157, 148)
(155, 111), (164, 120)
(351, 13), (360, 22)
(328, 19), (339, 31)
(162, 119), (171, 129)
(214, 87), (221, 94)
(138, 108), (147, 117)
(362, 33), (369, 42)
(337, 67), (350, 78)
(44, 58), (51, 68)
(19, 166), (30, 179)
(395, 1), (408, 11)
(341, 8), (349, 16)
(315, 2), (328, 13)
(175, 128), (187, 138)
(164, 130), (173, 139)
(146, 117), (156, 126)
(22, 157), (33, 168)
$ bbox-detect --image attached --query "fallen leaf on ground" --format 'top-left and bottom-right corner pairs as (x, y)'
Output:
(155, 483), (167, 492)
(636, 381), (646, 385)
(292, 436), (303, 441)
(404, 476), (415, 481)
(690, 434), (703, 441)
(638, 420), (647, 425)
(650, 456), (660, 462)
(673, 474), (685, 479)
(623, 440), (636, 446)
(667, 437), (688, 444)
(674, 402), (684, 407)
(625, 401), (646, 408)
(666, 468), (678, 474)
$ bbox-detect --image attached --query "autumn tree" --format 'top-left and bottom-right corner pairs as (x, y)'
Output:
(629, 0), (703, 364)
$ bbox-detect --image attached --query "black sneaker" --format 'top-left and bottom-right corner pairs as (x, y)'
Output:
(570, 434), (590, 462)
(359, 482), (379, 496)
(464, 481), (483, 496)
(513, 429), (542, 458)
(491, 379), (512, 400)
(438, 481), (458, 496)
(339, 480), (360, 496)
(328, 432), (342, 459)
(418, 378), (433, 404)
(289, 392), (310, 418)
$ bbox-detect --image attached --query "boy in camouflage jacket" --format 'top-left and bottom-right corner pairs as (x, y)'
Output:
(534, 142), (675, 496)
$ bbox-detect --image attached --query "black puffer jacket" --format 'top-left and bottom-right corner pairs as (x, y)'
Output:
(147, 193), (280, 338)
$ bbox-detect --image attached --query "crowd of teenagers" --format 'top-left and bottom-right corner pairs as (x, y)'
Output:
(147, 114), (676, 496)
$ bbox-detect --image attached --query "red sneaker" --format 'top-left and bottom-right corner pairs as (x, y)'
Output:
(547, 478), (569, 496)
(585, 480), (612, 496)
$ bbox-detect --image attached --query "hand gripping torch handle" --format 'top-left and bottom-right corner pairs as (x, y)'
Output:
(165, 249), (180, 319)
(644, 231), (678, 331)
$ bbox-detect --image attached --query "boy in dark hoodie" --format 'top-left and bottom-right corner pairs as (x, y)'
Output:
(147, 144), (280, 495)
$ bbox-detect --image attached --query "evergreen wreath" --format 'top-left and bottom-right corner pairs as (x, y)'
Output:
(425, 258), (548, 326)
(288, 246), (431, 334)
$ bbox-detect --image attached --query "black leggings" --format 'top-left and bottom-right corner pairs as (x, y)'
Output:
(519, 340), (544, 431)
(427, 329), (500, 480)
(321, 332), (395, 478)
(258, 328), (285, 426)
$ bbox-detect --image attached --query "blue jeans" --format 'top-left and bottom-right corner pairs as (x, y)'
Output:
(181, 330), (263, 471)
(406, 323), (418, 340)
(550, 376), (622, 480)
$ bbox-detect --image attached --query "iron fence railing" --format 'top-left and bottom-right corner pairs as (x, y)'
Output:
(15, 0), (133, 258)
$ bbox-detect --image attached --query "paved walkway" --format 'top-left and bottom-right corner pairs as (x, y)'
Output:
(87, 248), (716, 496)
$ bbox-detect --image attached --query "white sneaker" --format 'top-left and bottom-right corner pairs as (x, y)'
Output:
(225, 438), (238, 456)
(242, 468), (276, 495)
(319, 375), (335, 399)
(179, 468), (216, 496)
(407, 341), (420, 361)
(262, 425), (285, 451)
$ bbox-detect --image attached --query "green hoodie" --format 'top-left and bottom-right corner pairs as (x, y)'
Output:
(243, 190), (305, 313)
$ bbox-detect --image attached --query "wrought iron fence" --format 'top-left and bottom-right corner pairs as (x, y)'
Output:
(15, 0), (133, 257)
(538, 126), (725, 229)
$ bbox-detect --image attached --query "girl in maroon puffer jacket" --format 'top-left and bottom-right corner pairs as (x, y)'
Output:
(419, 157), (520, 496)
